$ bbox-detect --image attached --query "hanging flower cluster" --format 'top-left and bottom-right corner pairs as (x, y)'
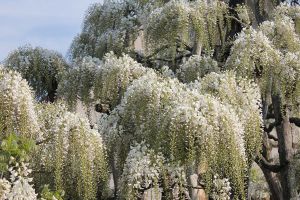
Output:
(226, 4), (300, 106)
(0, 69), (108, 200)
(99, 68), (261, 198)
(6, 159), (37, 200)
(226, 27), (281, 84)
(190, 0), (229, 52)
(1, 0), (287, 199)
(119, 142), (164, 199)
(93, 52), (150, 108)
(211, 174), (231, 200)
(273, 3), (300, 20)
(58, 56), (101, 107)
(260, 13), (300, 52)
(59, 52), (151, 109)
(193, 71), (263, 163)
(236, 4), (251, 26)
(69, 0), (145, 59)
(4, 45), (68, 101)
(34, 102), (108, 200)
(69, 0), (235, 63)
(0, 69), (39, 139)
(0, 157), (37, 200)
(176, 55), (219, 83)
(119, 142), (188, 199)
(59, 23), (265, 198)
(144, 0), (229, 57)
(0, 178), (10, 199)
(144, 0), (190, 54)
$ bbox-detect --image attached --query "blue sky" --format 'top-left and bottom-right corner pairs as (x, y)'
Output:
(0, 0), (102, 61)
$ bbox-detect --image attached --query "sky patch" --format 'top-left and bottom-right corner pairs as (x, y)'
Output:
(0, 0), (101, 61)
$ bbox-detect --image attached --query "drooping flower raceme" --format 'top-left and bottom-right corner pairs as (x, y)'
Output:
(58, 56), (101, 107)
(34, 102), (108, 200)
(4, 45), (69, 101)
(119, 142), (188, 199)
(7, 161), (37, 200)
(0, 69), (39, 139)
(192, 71), (263, 163)
(176, 55), (219, 83)
(0, 178), (11, 200)
(227, 7), (300, 107)
(144, 0), (229, 58)
(59, 52), (150, 110)
(211, 174), (231, 200)
(119, 143), (164, 199)
(69, 0), (145, 59)
(100, 68), (260, 198)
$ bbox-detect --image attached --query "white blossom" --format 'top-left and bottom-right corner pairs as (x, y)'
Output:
(0, 178), (11, 200)
(6, 161), (37, 200)
(0, 69), (39, 138)
(211, 174), (231, 200)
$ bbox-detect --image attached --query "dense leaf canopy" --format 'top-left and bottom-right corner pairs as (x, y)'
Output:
(1, 0), (300, 199)
(4, 46), (69, 102)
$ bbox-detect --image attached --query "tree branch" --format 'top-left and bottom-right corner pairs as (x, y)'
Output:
(136, 177), (204, 197)
(145, 45), (169, 59)
(264, 121), (278, 134)
(135, 37), (193, 65)
(255, 155), (284, 173)
(36, 137), (52, 145)
(267, 131), (278, 141)
(95, 103), (111, 114)
(185, 184), (205, 190)
(226, 15), (250, 28)
(264, 117), (300, 135)
(290, 117), (300, 127)
(153, 53), (192, 63)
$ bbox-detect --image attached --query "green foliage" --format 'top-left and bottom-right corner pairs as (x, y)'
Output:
(40, 185), (64, 200)
(4, 45), (69, 101)
(3, 1), (300, 200)
(59, 52), (149, 109)
(69, 1), (143, 60)
(227, 5), (300, 111)
(0, 133), (37, 199)
(145, 0), (229, 58)
(176, 55), (219, 83)
(0, 133), (35, 173)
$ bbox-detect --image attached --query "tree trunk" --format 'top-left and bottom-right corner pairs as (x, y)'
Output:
(192, 39), (202, 56)
(187, 164), (208, 200)
(280, 164), (297, 200)
(261, 168), (283, 200)
(46, 79), (58, 103)
(272, 95), (298, 199)
(257, 94), (298, 200)
(110, 156), (119, 198)
(276, 116), (297, 199)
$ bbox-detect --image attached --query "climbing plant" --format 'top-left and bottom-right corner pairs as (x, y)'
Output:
(1, 0), (300, 199)
(4, 46), (69, 102)
(0, 68), (108, 200)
